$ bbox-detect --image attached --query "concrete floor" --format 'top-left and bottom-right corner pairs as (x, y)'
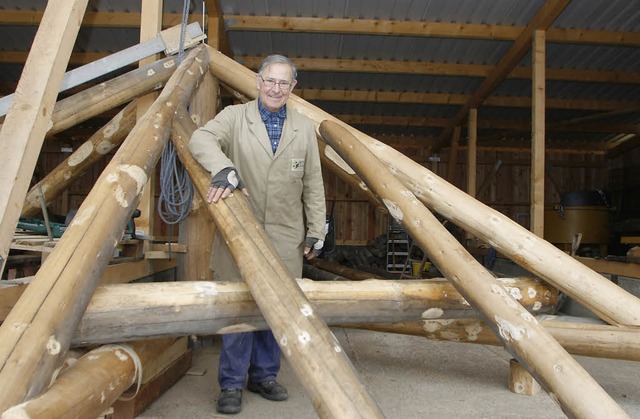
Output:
(138, 328), (640, 418)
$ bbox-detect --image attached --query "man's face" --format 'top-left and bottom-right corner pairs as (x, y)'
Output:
(256, 62), (297, 112)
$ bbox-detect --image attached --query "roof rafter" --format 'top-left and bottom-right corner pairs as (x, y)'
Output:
(1, 10), (639, 47)
(240, 56), (640, 85)
(297, 88), (638, 111)
(433, 0), (572, 150)
(224, 15), (640, 47)
(3, 53), (638, 86)
(336, 114), (639, 134)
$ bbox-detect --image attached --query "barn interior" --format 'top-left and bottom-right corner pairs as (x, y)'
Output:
(0, 0), (639, 417)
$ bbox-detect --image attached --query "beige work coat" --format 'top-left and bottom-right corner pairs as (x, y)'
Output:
(188, 99), (326, 281)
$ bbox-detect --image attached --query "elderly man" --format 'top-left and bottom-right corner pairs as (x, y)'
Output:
(188, 55), (326, 414)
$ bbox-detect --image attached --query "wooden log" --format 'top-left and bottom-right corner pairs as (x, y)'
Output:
(0, 259), (175, 322)
(0, 0), (89, 277)
(0, 46), (208, 410)
(110, 347), (192, 419)
(71, 277), (558, 345)
(204, 45), (640, 327)
(177, 71), (218, 281)
(509, 359), (542, 396)
(306, 258), (385, 280)
(302, 263), (348, 281)
(318, 119), (628, 418)
(530, 29), (546, 237)
(170, 106), (384, 418)
(47, 56), (177, 137)
(354, 316), (640, 362)
(21, 100), (138, 218)
(0, 339), (177, 419)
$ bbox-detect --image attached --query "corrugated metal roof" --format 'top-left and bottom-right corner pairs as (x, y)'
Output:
(0, 0), (638, 149)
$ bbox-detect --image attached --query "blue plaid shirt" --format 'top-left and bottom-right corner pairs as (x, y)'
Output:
(258, 99), (287, 154)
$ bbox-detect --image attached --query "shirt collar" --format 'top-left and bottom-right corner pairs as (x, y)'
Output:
(258, 99), (287, 122)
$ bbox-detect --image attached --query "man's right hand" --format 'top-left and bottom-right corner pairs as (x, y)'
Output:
(208, 167), (249, 203)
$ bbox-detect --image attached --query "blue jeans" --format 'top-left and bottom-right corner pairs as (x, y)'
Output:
(218, 330), (281, 389)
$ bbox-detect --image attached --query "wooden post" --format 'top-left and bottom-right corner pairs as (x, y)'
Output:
(466, 109), (478, 243)
(70, 276), (558, 345)
(135, 0), (164, 240)
(531, 29), (546, 237)
(202, 47), (640, 327)
(177, 72), (218, 281)
(446, 125), (461, 184)
(0, 0), (89, 276)
(467, 109), (478, 198)
(509, 358), (542, 396)
(170, 106), (384, 418)
(21, 100), (137, 218)
(0, 46), (208, 410)
(319, 119), (628, 418)
(0, 339), (176, 419)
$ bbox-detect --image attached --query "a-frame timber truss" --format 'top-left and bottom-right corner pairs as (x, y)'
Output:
(0, 1), (639, 418)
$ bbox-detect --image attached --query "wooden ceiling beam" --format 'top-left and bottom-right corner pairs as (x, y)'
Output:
(299, 88), (638, 111)
(242, 56), (640, 85)
(224, 15), (640, 47)
(337, 114), (639, 134)
(2, 11), (639, 47)
(433, 0), (572, 150)
(0, 10), (183, 28)
(203, 0), (233, 57)
(4, 53), (638, 85)
(367, 134), (608, 154)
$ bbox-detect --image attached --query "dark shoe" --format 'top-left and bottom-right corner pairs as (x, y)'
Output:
(217, 388), (242, 414)
(247, 380), (288, 401)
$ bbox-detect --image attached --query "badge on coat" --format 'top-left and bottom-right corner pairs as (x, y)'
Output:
(291, 158), (305, 172)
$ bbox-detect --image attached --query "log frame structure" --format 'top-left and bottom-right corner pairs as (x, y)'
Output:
(0, 45), (209, 409)
(319, 119), (627, 418)
(0, 1), (639, 417)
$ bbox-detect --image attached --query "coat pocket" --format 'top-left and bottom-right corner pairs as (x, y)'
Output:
(289, 157), (305, 181)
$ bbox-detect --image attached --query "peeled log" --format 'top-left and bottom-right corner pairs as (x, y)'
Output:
(22, 100), (137, 217)
(306, 258), (385, 280)
(0, 46), (208, 410)
(205, 45), (640, 327)
(354, 317), (640, 362)
(171, 106), (384, 418)
(72, 277), (558, 345)
(319, 119), (628, 418)
(1, 339), (176, 419)
(47, 56), (177, 136)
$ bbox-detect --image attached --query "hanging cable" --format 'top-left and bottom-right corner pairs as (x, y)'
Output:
(157, 0), (194, 225)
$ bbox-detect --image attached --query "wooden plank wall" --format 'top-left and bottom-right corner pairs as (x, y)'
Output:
(34, 143), (606, 246)
(38, 138), (174, 238)
(447, 148), (607, 229)
(322, 167), (387, 245)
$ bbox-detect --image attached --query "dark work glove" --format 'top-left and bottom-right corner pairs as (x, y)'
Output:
(208, 167), (248, 203)
(304, 237), (324, 259)
(211, 167), (244, 191)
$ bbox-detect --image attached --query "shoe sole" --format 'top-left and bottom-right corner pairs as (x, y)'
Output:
(216, 405), (241, 414)
(247, 384), (288, 401)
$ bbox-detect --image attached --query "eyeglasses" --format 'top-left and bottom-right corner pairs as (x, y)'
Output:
(259, 75), (293, 91)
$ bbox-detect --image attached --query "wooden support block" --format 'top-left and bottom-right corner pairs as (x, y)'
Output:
(140, 337), (188, 384)
(109, 349), (193, 419)
(509, 358), (541, 396)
